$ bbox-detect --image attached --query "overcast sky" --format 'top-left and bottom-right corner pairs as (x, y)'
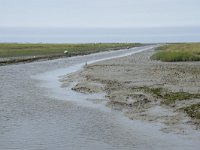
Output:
(1, 0), (200, 28)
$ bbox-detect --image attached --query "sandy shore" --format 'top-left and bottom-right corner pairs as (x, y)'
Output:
(61, 49), (200, 133)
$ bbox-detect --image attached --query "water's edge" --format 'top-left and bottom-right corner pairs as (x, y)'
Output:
(1, 45), (199, 150)
(34, 45), (200, 150)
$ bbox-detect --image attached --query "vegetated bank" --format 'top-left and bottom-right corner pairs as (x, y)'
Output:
(151, 43), (200, 62)
(0, 43), (142, 65)
(150, 43), (200, 128)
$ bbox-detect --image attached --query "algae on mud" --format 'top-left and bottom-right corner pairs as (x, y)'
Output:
(133, 86), (200, 124)
(139, 87), (200, 105)
(181, 103), (200, 120)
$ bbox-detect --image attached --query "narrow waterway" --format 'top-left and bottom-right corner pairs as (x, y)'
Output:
(0, 46), (199, 150)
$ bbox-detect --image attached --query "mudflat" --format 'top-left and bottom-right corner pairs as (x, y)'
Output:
(62, 49), (200, 133)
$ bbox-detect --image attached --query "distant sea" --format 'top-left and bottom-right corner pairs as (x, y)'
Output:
(0, 26), (200, 43)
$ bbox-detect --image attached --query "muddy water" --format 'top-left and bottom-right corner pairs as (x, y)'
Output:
(0, 46), (199, 150)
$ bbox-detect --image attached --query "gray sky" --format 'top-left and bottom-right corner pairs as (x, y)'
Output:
(1, 0), (200, 28)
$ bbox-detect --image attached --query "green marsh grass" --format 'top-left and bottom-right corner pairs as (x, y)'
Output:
(0, 43), (142, 65)
(0, 43), (142, 58)
(151, 43), (200, 62)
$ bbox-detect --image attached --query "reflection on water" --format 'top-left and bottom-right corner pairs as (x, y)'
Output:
(0, 46), (200, 150)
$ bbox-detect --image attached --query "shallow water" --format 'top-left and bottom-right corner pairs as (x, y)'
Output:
(0, 46), (200, 150)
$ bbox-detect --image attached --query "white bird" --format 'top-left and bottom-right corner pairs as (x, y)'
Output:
(64, 51), (68, 54)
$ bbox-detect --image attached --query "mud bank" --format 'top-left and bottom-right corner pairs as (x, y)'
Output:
(62, 49), (200, 133)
